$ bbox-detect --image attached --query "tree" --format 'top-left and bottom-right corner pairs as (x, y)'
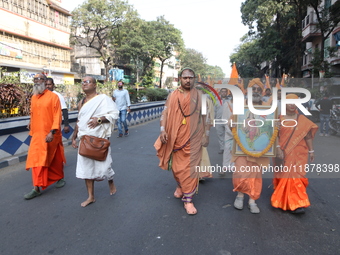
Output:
(204, 65), (225, 80)
(115, 19), (157, 86)
(240, 0), (310, 77)
(70, 0), (137, 81)
(151, 16), (184, 88)
(230, 35), (265, 78)
(180, 48), (207, 76)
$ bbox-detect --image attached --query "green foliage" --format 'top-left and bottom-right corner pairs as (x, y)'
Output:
(237, 0), (310, 77)
(127, 88), (137, 103)
(230, 37), (264, 77)
(150, 16), (184, 88)
(204, 65), (225, 80)
(180, 48), (207, 76)
(96, 81), (115, 96)
(71, 0), (138, 81)
(144, 88), (168, 101)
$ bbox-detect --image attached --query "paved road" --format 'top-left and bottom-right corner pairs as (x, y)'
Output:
(1, 120), (340, 255)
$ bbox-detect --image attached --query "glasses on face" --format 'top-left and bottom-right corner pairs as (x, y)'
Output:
(82, 80), (91, 84)
(181, 77), (195, 80)
(252, 87), (262, 92)
(33, 77), (45, 82)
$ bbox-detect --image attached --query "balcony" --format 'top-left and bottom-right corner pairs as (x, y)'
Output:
(302, 12), (321, 42)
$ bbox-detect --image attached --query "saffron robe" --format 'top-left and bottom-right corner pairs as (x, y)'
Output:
(76, 94), (119, 180)
(154, 88), (205, 202)
(231, 111), (270, 200)
(26, 89), (65, 189)
(271, 115), (318, 210)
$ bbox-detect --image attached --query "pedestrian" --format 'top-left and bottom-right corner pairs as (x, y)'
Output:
(232, 78), (270, 214)
(315, 93), (332, 136)
(220, 92), (233, 177)
(271, 94), (318, 214)
(72, 76), (119, 207)
(154, 68), (211, 215)
(112, 80), (131, 138)
(215, 88), (229, 154)
(24, 73), (66, 200)
(45, 78), (70, 134)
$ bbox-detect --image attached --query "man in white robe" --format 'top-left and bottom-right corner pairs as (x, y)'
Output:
(72, 76), (119, 207)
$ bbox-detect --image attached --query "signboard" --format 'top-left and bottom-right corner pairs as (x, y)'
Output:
(0, 42), (23, 59)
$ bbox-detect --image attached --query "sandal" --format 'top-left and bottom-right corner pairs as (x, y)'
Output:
(184, 202), (197, 215)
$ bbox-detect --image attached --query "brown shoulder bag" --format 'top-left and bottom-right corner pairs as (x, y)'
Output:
(79, 135), (110, 161)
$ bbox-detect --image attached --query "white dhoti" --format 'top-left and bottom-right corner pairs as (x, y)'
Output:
(76, 94), (119, 180)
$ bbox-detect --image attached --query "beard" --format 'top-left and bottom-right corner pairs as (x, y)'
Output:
(33, 82), (46, 95)
(252, 92), (262, 103)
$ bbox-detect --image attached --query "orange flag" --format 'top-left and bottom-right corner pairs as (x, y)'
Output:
(228, 62), (239, 85)
(228, 62), (245, 94)
(281, 74), (286, 87)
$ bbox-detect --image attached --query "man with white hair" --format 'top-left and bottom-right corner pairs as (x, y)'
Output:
(25, 73), (66, 200)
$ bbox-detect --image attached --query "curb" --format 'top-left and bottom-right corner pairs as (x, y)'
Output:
(0, 140), (73, 169)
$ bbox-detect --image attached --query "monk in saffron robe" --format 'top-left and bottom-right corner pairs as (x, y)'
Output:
(271, 94), (318, 214)
(232, 79), (270, 214)
(25, 73), (66, 200)
(154, 68), (210, 215)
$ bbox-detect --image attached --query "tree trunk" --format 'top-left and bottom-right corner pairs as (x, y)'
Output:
(159, 59), (165, 88)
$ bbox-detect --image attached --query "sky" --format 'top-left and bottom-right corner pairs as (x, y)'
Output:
(61, 0), (248, 77)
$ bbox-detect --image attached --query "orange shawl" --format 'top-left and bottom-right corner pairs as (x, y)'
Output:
(154, 88), (204, 171)
(271, 115), (318, 210)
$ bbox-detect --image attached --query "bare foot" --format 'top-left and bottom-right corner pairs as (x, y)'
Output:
(81, 198), (95, 207)
(184, 202), (197, 215)
(174, 187), (183, 198)
(109, 180), (116, 195)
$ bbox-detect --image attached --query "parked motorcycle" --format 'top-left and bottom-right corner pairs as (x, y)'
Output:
(329, 108), (340, 135)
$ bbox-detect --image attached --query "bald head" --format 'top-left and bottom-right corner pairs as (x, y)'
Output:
(81, 76), (97, 94)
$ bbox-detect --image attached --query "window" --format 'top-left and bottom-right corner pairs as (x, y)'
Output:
(334, 32), (340, 49)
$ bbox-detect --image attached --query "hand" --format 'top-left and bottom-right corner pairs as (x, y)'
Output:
(88, 117), (99, 129)
(63, 126), (70, 134)
(201, 135), (209, 147)
(127, 108), (131, 114)
(160, 131), (168, 144)
(72, 139), (78, 149)
(309, 152), (315, 162)
(45, 132), (54, 143)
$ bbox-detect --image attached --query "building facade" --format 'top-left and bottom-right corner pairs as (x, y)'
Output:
(0, 0), (73, 85)
(301, 0), (340, 82)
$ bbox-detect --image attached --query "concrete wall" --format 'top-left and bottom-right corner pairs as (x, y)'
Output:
(0, 101), (165, 168)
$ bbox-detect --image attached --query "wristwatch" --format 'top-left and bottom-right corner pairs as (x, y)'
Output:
(50, 129), (56, 135)
(97, 118), (102, 124)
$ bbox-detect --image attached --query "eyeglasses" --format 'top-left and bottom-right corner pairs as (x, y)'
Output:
(33, 77), (45, 82)
(252, 87), (262, 92)
(82, 80), (91, 84)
